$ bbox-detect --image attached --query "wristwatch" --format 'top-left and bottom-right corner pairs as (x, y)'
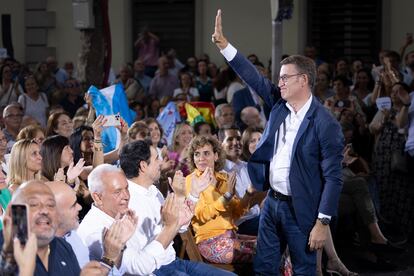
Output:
(318, 217), (331, 225)
(100, 256), (115, 268)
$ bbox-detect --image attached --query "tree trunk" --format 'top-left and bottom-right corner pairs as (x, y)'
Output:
(77, 0), (106, 89)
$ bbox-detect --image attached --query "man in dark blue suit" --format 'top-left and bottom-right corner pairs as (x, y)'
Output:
(212, 10), (344, 275)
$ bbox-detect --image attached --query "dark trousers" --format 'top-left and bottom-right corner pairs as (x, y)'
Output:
(254, 193), (316, 276)
(153, 258), (236, 276)
(237, 215), (260, 236)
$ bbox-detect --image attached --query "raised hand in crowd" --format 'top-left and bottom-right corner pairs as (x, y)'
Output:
(161, 193), (181, 230)
(91, 115), (107, 140)
(226, 170), (237, 196)
(169, 170), (186, 200)
(66, 158), (86, 184)
(80, 261), (109, 276)
(13, 233), (37, 276)
(190, 167), (214, 198)
(211, 9), (229, 50)
(102, 209), (138, 267)
(116, 117), (129, 140)
(54, 168), (66, 182)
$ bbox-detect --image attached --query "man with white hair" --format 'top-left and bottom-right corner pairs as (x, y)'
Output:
(77, 164), (138, 274)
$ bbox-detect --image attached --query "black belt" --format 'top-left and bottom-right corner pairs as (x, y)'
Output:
(271, 189), (292, 201)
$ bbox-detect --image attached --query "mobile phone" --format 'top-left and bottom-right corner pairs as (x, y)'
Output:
(103, 114), (121, 127)
(11, 204), (29, 245)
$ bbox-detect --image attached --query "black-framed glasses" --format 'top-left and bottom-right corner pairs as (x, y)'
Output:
(279, 73), (304, 84)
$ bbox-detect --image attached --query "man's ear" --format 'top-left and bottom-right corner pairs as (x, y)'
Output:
(91, 192), (102, 207)
(139, 160), (147, 174)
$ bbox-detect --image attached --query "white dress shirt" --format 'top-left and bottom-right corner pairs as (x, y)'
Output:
(224, 160), (260, 226)
(126, 180), (176, 273)
(269, 96), (313, 195)
(78, 203), (165, 276)
(221, 44), (330, 221)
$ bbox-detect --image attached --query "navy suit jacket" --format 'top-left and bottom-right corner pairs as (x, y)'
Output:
(229, 52), (344, 235)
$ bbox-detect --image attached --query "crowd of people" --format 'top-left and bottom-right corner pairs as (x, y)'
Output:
(0, 11), (413, 276)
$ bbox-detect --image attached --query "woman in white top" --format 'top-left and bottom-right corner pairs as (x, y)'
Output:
(0, 64), (23, 108)
(173, 71), (199, 102)
(18, 75), (49, 127)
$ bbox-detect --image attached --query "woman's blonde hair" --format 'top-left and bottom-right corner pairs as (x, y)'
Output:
(16, 125), (44, 141)
(171, 122), (193, 152)
(8, 139), (41, 187)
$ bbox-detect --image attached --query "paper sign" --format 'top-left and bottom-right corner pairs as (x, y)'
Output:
(376, 97), (392, 110)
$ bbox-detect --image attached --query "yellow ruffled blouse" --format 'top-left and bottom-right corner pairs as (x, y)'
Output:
(185, 169), (248, 243)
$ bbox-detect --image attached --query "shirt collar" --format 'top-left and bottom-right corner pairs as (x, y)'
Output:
(128, 179), (159, 197)
(285, 94), (313, 120)
(90, 204), (115, 223)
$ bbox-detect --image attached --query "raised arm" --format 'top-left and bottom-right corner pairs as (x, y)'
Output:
(212, 9), (279, 106)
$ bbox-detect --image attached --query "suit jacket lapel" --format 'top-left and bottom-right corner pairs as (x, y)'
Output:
(291, 98), (317, 157)
(252, 102), (289, 162)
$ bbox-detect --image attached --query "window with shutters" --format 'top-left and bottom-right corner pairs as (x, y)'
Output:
(307, 0), (382, 64)
(132, 0), (195, 62)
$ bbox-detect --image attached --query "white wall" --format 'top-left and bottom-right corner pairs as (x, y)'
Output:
(196, 0), (306, 67)
(48, 0), (131, 73)
(1, 0), (413, 70)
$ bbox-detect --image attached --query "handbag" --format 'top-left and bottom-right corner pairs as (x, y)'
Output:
(391, 149), (408, 173)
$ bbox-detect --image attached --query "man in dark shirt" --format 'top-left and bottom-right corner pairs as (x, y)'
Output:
(0, 180), (81, 275)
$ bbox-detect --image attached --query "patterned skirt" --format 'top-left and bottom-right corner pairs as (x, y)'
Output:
(197, 230), (256, 264)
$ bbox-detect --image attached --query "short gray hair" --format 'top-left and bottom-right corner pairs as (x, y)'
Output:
(88, 164), (122, 194)
(215, 103), (232, 118)
(280, 55), (316, 89)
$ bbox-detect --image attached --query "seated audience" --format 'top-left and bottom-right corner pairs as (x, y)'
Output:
(119, 141), (234, 275)
(46, 111), (74, 138)
(185, 135), (263, 264)
(16, 124), (45, 145)
(0, 180), (81, 275)
(3, 103), (24, 152)
(8, 139), (42, 192)
(18, 75), (49, 127)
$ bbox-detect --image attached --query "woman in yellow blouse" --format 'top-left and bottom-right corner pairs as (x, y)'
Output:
(185, 135), (261, 264)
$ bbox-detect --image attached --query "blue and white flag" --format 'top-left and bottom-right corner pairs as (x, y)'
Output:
(88, 84), (135, 152)
(157, 102), (181, 146)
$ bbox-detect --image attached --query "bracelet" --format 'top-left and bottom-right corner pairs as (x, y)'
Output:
(94, 146), (103, 152)
(403, 102), (411, 107)
(94, 139), (102, 144)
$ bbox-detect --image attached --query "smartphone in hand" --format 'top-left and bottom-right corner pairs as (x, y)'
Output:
(103, 114), (121, 127)
(11, 204), (29, 245)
